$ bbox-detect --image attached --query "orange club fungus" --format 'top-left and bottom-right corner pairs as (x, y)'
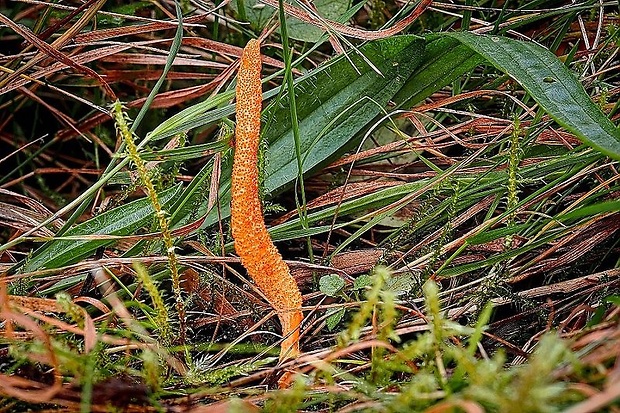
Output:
(231, 39), (303, 361)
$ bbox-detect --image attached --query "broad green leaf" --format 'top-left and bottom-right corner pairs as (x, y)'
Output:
(604, 296), (620, 306)
(443, 32), (620, 160)
(319, 274), (346, 297)
(385, 273), (418, 296)
(263, 35), (425, 194)
(353, 274), (372, 290)
(21, 184), (182, 272)
(228, 0), (275, 30)
(393, 36), (483, 108)
(188, 35), (424, 229)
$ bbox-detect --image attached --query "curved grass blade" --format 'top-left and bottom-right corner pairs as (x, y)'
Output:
(147, 91), (236, 142)
(444, 32), (620, 160)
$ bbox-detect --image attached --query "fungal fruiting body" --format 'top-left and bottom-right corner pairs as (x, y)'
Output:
(231, 39), (303, 360)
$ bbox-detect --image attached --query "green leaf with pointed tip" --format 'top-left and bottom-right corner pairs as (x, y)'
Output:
(263, 35), (425, 194)
(187, 35), (425, 230)
(558, 200), (620, 222)
(22, 184), (182, 272)
(230, 0), (351, 42)
(147, 92), (235, 142)
(443, 32), (620, 160)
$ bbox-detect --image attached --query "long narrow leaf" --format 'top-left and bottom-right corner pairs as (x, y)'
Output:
(393, 36), (483, 108)
(21, 184), (182, 272)
(444, 32), (620, 160)
(168, 36), (425, 230)
(262, 35), (425, 195)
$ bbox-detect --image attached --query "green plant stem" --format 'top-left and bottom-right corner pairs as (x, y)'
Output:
(112, 101), (186, 345)
(277, 0), (313, 263)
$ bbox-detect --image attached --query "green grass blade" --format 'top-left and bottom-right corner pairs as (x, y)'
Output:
(558, 200), (620, 221)
(444, 32), (620, 160)
(278, 0), (311, 258)
(393, 36), (483, 108)
(137, 140), (228, 162)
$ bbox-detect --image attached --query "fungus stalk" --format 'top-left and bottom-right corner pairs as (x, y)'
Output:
(231, 39), (303, 360)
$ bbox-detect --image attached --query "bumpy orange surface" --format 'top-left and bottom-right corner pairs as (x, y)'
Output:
(231, 39), (303, 360)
